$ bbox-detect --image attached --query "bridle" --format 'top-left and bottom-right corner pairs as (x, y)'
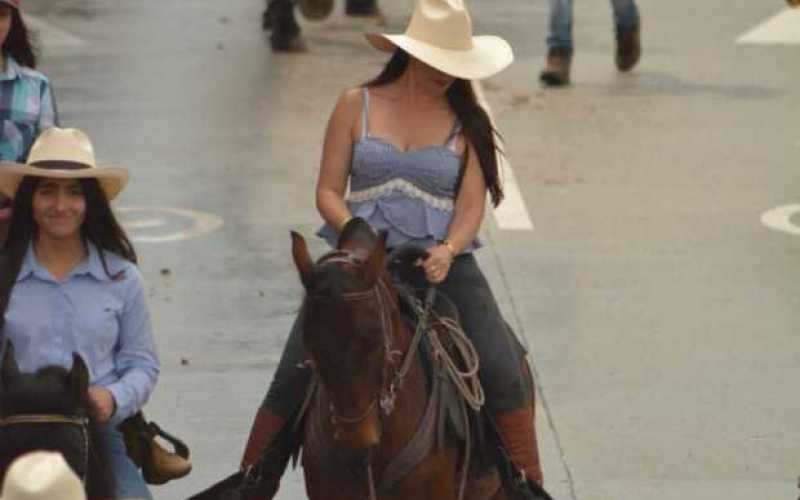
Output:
(0, 413), (91, 484)
(309, 250), (417, 428)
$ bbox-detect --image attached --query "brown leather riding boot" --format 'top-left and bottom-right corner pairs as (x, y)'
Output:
(495, 407), (544, 486)
(241, 407), (287, 496)
(539, 48), (572, 87)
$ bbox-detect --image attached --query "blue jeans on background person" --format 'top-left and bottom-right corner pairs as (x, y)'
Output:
(547, 0), (640, 51)
(105, 427), (153, 500)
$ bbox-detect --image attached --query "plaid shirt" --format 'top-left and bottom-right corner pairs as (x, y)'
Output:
(0, 56), (59, 162)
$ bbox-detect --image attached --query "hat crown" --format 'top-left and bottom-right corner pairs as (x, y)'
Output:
(1, 452), (86, 500)
(26, 128), (96, 168)
(405, 0), (474, 51)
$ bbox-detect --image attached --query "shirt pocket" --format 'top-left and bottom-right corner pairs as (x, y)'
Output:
(77, 295), (123, 362)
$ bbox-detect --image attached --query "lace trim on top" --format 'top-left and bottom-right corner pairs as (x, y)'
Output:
(348, 178), (454, 212)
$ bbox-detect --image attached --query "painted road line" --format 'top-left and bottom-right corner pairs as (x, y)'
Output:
(737, 8), (800, 45)
(472, 81), (535, 231)
(117, 206), (224, 243)
(761, 204), (800, 236)
(23, 14), (86, 48)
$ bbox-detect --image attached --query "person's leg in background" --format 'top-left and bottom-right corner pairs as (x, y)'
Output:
(540, 0), (573, 86)
(610, 0), (641, 71)
(263, 0), (306, 52)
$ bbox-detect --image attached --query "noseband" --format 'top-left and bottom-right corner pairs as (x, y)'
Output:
(0, 413), (91, 483)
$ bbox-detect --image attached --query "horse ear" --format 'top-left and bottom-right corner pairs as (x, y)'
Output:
(291, 231), (314, 290)
(1, 341), (20, 388)
(70, 353), (90, 404)
(362, 231), (388, 286)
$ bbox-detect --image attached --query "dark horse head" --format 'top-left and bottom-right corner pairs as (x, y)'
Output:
(291, 219), (398, 454)
(0, 342), (115, 499)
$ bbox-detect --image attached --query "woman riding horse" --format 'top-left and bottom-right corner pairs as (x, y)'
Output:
(0, 128), (160, 499)
(242, 0), (544, 496)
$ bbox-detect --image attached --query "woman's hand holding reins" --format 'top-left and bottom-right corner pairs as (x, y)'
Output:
(420, 244), (454, 284)
(88, 386), (117, 424)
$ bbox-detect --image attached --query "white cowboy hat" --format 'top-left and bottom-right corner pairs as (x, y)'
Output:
(0, 127), (129, 200)
(365, 0), (513, 80)
(0, 452), (86, 500)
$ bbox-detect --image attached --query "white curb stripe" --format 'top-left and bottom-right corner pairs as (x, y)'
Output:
(737, 8), (800, 45)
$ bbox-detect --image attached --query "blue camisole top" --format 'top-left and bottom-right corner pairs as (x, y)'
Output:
(317, 87), (480, 252)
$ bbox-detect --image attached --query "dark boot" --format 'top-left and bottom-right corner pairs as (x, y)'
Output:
(241, 407), (288, 498)
(615, 23), (641, 72)
(495, 407), (544, 486)
(539, 47), (572, 87)
(269, 2), (307, 52)
(345, 0), (378, 16)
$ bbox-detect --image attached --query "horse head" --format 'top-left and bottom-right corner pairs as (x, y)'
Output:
(0, 341), (114, 499)
(291, 221), (394, 454)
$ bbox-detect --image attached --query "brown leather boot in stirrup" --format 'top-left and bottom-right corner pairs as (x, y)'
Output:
(495, 407), (544, 486)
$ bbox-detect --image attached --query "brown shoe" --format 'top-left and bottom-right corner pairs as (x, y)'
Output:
(539, 48), (572, 87)
(615, 23), (641, 72)
(241, 407), (287, 498)
(495, 407), (544, 486)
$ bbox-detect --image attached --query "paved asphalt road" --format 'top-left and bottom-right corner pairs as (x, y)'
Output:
(20, 0), (799, 499)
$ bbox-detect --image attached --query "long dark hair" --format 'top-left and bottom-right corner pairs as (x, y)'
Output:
(2, 176), (136, 284)
(2, 7), (37, 68)
(365, 49), (504, 206)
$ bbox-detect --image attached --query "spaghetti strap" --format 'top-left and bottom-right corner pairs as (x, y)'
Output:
(361, 87), (370, 139)
(445, 119), (462, 151)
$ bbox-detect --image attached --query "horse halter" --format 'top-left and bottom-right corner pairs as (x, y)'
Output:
(309, 250), (402, 429)
(0, 413), (91, 483)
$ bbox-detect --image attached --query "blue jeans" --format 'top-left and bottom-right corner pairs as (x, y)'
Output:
(104, 426), (153, 500)
(547, 0), (640, 51)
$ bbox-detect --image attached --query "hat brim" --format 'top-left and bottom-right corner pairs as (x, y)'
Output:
(0, 163), (129, 201)
(365, 33), (513, 80)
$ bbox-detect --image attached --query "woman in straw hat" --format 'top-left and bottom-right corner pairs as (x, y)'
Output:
(0, 128), (159, 499)
(242, 0), (545, 495)
(0, 452), (86, 500)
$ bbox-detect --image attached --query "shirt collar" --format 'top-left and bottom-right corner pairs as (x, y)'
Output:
(16, 241), (113, 283)
(0, 56), (21, 82)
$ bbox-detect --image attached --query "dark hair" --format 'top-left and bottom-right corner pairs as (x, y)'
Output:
(365, 49), (504, 206)
(2, 177), (136, 283)
(2, 7), (37, 68)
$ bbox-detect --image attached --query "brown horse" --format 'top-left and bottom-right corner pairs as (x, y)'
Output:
(290, 221), (506, 500)
(0, 342), (115, 500)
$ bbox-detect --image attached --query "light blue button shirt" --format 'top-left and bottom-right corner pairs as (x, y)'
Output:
(1, 242), (160, 425)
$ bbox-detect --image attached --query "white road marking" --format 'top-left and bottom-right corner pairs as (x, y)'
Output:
(760, 204), (800, 235)
(117, 206), (224, 243)
(472, 82), (535, 231)
(22, 14), (86, 48)
(737, 8), (800, 45)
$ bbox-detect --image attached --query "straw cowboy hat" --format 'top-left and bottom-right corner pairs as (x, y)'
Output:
(0, 452), (86, 500)
(0, 127), (128, 200)
(366, 0), (513, 80)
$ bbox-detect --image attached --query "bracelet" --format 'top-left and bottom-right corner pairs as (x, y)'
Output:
(442, 238), (457, 258)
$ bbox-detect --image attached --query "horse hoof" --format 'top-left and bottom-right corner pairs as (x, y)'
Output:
(271, 34), (308, 53)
